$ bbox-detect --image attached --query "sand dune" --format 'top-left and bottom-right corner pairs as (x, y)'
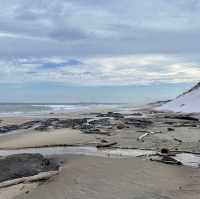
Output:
(159, 82), (200, 113)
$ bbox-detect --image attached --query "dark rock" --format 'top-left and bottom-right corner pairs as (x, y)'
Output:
(0, 118), (89, 133)
(19, 120), (42, 129)
(174, 123), (197, 128)
(0, 125), (19, 133)
(34, 125), (49, 131)
(80, 124), (94, 130)
(167, 128), (175, 131)
(82, 128), (111, 136)
(116, 124), (127, 129)
(100, 139), (108, 143)
(165, 115), (199, 121)
(96, 112), (124, 119)
(34, 118), (60, 131)
(0, 154), (58, 183)
(161, 148), (169, 154)
(165, 121), (175, 125)
(35, 118), (88, 131)
(57, 118), (88, 129)
(96, 141), (117, 148)
(82, 128), (101, 134)
(124, 118), (153, 128)
(0, 120), (41, 133)
(160, 148), (177, 156)
(130, 113), (143, 116)
(44, 118), (60, 124)
(88, 118), (111, 126)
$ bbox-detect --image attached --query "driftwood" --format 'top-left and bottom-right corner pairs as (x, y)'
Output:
(150, 155), (182, 166)
(174, 138), (182, 143)
(137, 133), (149, 141)
(137, 131), (161, 141)
(96, 142), (117, 148)
(149, 148), (183, 166)
(0, 170), (59, 189)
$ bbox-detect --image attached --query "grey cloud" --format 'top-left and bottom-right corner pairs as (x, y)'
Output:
(0, 0), (200, 85)
(0, 27), (200, 60)
(49, 27), (88, 41)
(15, 11), (44, 21)
(0, 0), (200, 46)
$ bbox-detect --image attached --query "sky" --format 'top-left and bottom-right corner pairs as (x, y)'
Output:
(0, 0), (200, 104)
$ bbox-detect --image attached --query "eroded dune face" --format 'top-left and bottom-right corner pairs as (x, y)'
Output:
(158, 82), (200, 113)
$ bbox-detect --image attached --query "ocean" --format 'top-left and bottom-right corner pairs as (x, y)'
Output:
(0, 103), (122, 116)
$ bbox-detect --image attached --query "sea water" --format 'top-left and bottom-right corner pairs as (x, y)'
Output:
(0, 103), (121, 116)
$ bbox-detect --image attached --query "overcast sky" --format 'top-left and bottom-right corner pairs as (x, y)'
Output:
(0, 0), (199, 103)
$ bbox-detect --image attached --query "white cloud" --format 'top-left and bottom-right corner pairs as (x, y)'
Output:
(0, 54), (200, 85)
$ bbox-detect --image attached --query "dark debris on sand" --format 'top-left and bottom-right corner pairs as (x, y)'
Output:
(0, 111), (200, 139)
(0, 153), (59, 183)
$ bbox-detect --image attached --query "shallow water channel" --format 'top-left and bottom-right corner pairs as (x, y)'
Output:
(0, 146), (199, 168)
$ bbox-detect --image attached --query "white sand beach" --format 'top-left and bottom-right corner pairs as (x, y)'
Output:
(14, 155), (200, 199)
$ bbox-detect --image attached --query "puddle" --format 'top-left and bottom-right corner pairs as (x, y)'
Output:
(0, 147), (155, 158)
(174, 153), (200, 167)
(102, 148), (155, 157)
(0, 146), (199, 167)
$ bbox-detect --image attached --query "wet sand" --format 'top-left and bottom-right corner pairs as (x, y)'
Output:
(0, 128), (95, 149)
(0, 183), (38, 199)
